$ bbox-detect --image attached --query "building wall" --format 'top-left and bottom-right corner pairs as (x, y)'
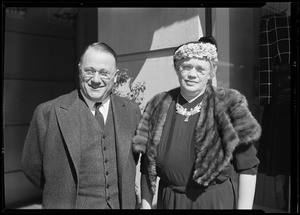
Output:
(97, 8), (206, 109)
(212, 8), (261, 118)
(3, 7), (77, 208)
(97, 8), (260, 115)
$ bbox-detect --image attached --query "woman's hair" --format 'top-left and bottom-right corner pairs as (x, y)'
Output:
(198, 36), (218, 52)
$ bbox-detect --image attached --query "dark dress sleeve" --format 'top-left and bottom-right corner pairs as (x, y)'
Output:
(233, 143), (260, 175)
(140, 153), (148, 174)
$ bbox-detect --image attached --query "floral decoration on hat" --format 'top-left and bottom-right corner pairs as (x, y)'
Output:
(174, 42), (218, 62)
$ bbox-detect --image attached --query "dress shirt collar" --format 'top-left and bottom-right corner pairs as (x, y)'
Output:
(79, 90), (110, 123)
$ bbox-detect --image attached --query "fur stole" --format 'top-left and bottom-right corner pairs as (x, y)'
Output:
(132, 84), (261, 194)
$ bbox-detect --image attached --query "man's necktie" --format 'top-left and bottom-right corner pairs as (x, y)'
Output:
(95, 102), (105, 130)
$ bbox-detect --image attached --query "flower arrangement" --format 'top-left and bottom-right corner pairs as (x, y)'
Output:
(112, 68), (146, 111)
(174, 42), (218, 62)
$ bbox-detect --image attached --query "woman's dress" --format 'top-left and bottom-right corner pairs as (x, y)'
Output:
(141, 93), (259, 209)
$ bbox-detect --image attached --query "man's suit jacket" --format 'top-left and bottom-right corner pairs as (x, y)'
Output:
(22, 89), (141, 209)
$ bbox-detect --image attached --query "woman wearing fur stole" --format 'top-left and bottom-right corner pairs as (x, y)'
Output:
(133, 36), (261, 209)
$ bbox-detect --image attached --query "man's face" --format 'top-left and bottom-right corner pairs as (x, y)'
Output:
(79, 48), (117, 102)
(176, 57), (212, 97)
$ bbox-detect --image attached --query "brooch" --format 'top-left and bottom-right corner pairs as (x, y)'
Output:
(175, 101), (202, 122)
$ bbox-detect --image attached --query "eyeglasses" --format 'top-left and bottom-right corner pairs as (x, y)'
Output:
(180, 65), (210, 76)
(81, 67), (116, 80)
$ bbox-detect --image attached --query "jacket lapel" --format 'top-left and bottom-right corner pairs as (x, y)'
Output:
(55, 90), (83, 182)
(110, 95), (131, 179)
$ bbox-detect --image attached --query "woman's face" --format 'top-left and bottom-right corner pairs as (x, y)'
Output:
(176, 57), (212, 97)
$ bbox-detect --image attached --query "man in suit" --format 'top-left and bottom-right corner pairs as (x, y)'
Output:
(22, 42), (141, 209)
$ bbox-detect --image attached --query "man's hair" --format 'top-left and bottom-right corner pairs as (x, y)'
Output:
(78, 42), (117, 66)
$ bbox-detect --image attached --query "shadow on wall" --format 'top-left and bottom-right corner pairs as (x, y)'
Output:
(99, 8), (204, 83)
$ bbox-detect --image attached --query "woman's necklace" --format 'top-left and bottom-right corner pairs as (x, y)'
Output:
(175, 100), (203, 122)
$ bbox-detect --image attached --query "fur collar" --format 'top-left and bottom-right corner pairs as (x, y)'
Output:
(133, 84), (261, 194)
